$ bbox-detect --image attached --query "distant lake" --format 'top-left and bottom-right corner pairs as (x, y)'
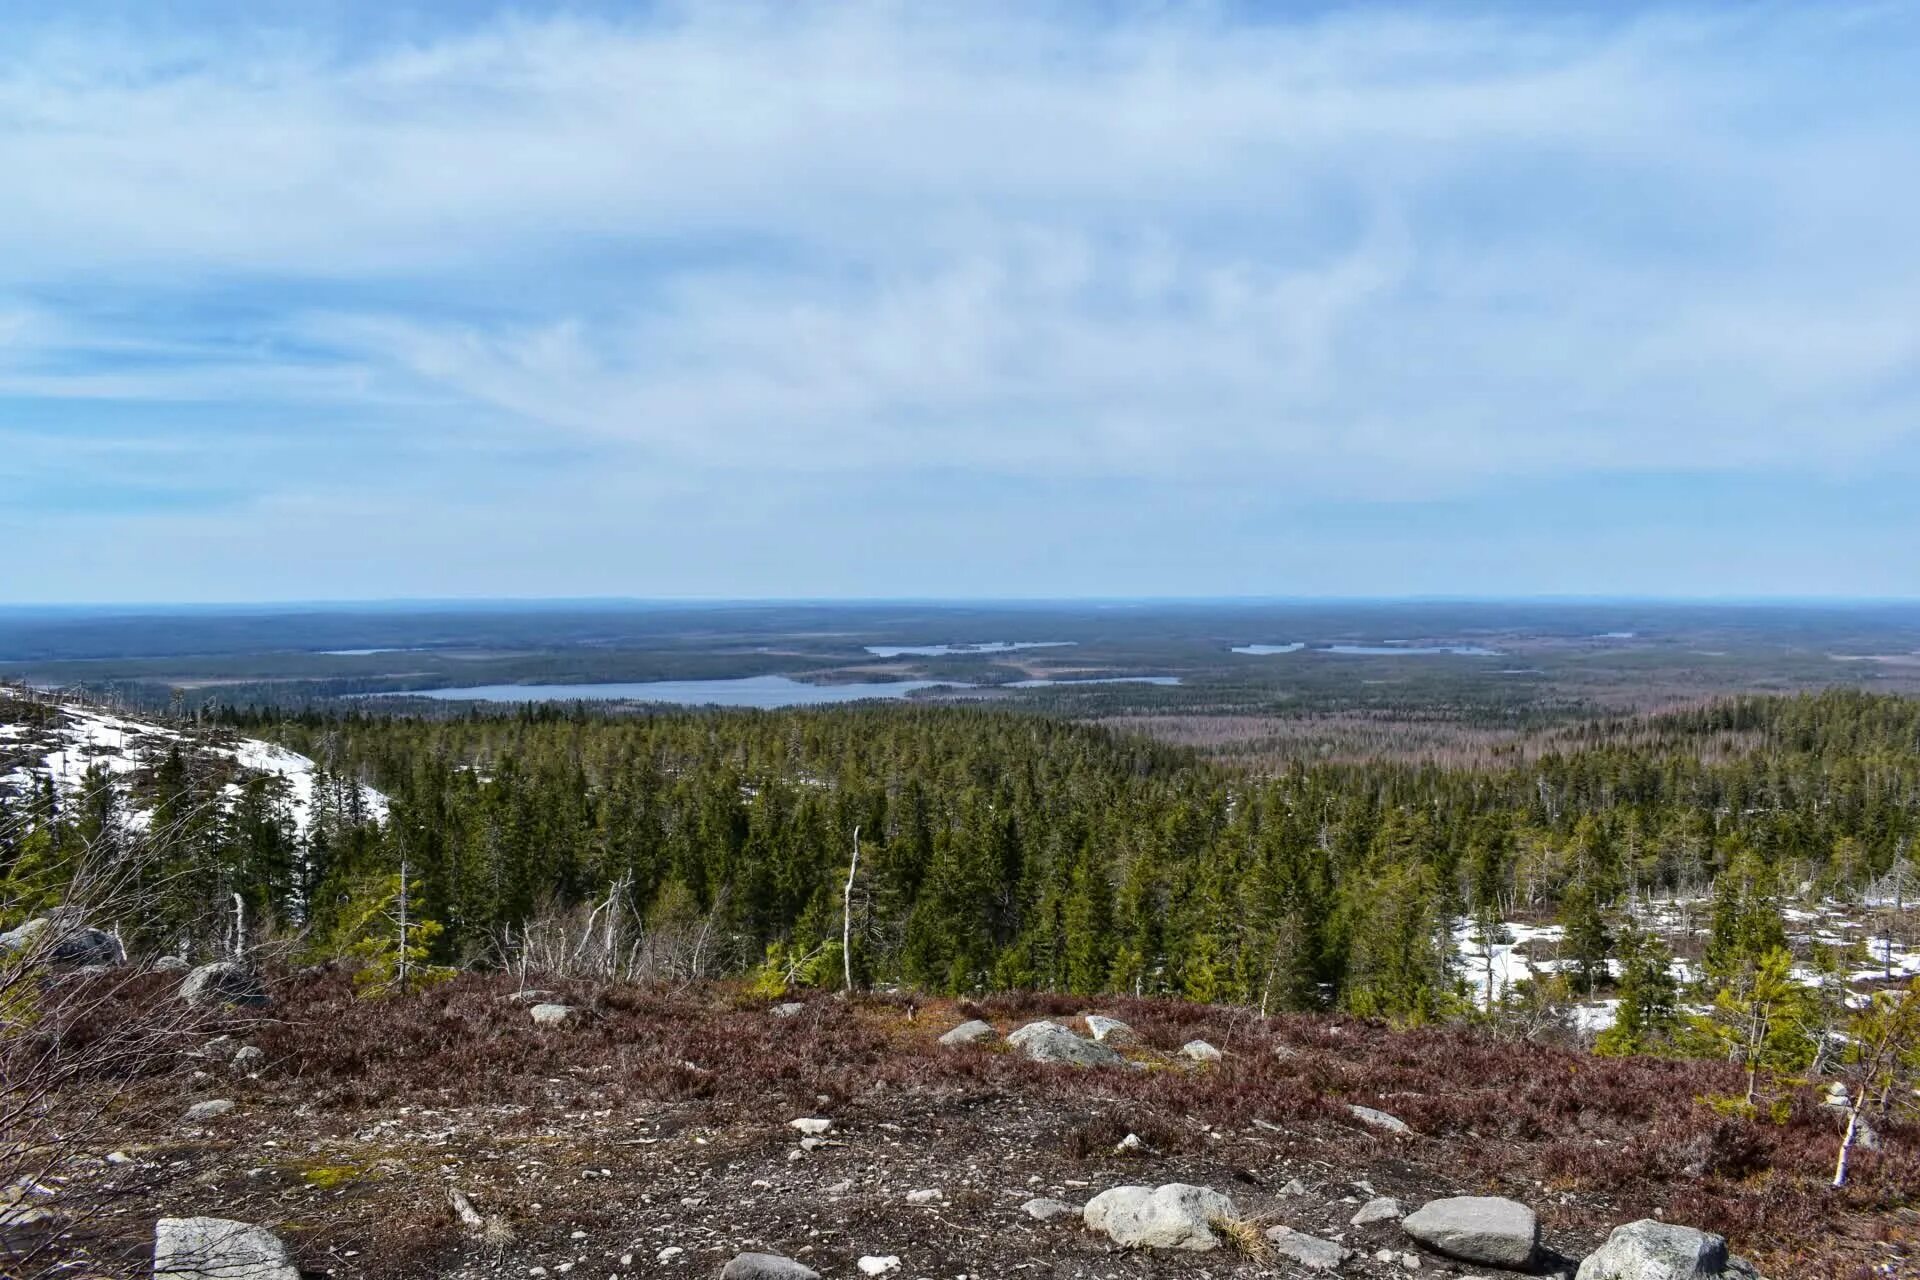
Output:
(380, 675), (967, 707)
(864, 641), (1075, 657)
(321, 647), (427, 656)
(1008, 675), (1182, 688)
(1232, 641), (1502, 656)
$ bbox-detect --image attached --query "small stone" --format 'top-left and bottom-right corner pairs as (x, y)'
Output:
(230, 1045), (266, 1074)
(1265, 1226), (1350, 1272)
(1348, 1104), (1412, 1135)
(938, 1020), (997, 1047)
(1083, 1183), (1239, 1252)
(1021, 1197), (1076, 1222)
(721, 1255), (820, 1280)
(770, 1002), (807, 1018)
(184, 1099), (235, 1123)
(528, 1003), (573, 1026)
(1401, 1196), (1538, 1270)
(857, 1257), (900, 1277)
(1352, 1197), (1405, 1226)
(826, 1180), (853, 1195)
(656, 1246), (683, 1262)
(1114, 1133), (1150, 1155)
(789, 1117), (833, 1136)
(179, 961), (269, 1008)
(906, 1188), (941, 1205)
(1281, 1178), (1308, 1195)
(1180, 1039), (1222, 1063)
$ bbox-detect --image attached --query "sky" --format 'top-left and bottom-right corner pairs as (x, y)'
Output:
(2, 1), (1918, 603)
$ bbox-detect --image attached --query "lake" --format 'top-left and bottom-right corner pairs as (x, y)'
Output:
(864, 641), (1075, 657)
(381, 675), (967, 707)
(1232, 641), (1501, 656)
(1007, 675), (1182, 687)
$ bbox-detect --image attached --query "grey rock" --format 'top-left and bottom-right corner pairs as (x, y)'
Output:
(1401, 1196), (1538, 1269)
(503, 989), (556, 1003)
(230, 1045), (266, 1074)
(789, 1117), (833, 1136)
(939, 1019), (997, 1047)
(154, 1216), (299, 1280)
(151, 955), (191, 973)
(905, 1188), (941, 1205)
(183, 1099), (235, 1123)
(1022, 1197), (1077, 1222)
(1282, 1178), (1309, 1196)
(1084, 1014), (1137, 1043)
(720, 1252), (821, 1280)
(1008, 1020), (1125, 1068)
(1266, 1226), (1351, 1271)
(770, 1001), (807, 1019)
(0, 916), (124, 969)
(201, 1035), (242, 1061)
(528, 1002), (573, 1026)
(1348, 1104), (1412, 1135)
(1575, 1220), (1758, 1280)
(179, 961), (269, 1008)
(1352, 1197), (1405, 1226)
(1083, 1183), (1239, 1251)
(1180, 1039), (1223, 1062)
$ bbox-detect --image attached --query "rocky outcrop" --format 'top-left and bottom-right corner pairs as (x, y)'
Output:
(1575, 1220), (1761, 1279)
(1007, 1020), (1125, 1067)
(1401, 1196), (1538, 1269)
(153, 1216), (299, 1280)
(1083, 1183), (1238, 1251)
(179, 961), (269, 1008)
(938, 1019), (996, 1046)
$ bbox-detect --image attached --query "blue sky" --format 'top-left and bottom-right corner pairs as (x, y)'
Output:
(3, 2), (1919, 602)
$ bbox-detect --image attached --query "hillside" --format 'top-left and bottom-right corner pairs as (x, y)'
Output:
(17, 971), (1916, 1280)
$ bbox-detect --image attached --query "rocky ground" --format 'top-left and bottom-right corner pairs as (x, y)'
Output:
(16, 970), (1920, 1280)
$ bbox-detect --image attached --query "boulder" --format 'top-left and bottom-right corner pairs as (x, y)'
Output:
(1347, 1104), (1412, 1135)
(939, 1019), (997, 1047)
(720, 1253), (820, 1280)
(0, 916), (124, 969)
(1401, 1196), (1538, 1269)
(1575, 1220), (1760, 1280)
(151, 955), (191, 973)
(1266, 1226), (1350, 1272)
(1352, 1197), (1405, 1226)
(153, 1216), (299, 1280)
(1180, 1039), (1223, 1063)
(1008, 1020), (1125, 1068)
(230, 1045), (266, 1074)
(1022, 1197), (1077, 1222)
(770, 1001), (807, 1019)
(1083, 1183), (1239, 1252)
(179, 962), (269, 1009)
(528, 1003), (573, 1026)
(1084, 1015), (1137, 1043)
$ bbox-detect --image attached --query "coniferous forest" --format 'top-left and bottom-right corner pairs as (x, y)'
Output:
(13, 689), (1900, 1028)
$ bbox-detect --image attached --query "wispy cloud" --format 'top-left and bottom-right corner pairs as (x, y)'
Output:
(3, 3), (1918, 598)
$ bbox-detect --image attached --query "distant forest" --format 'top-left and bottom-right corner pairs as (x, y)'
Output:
(9, 689), (1911, 1029)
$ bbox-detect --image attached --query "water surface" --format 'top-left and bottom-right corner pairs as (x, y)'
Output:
(382, 675), (966, 707)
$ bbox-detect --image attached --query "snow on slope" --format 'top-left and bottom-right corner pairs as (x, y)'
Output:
(0, 686), (385, 835)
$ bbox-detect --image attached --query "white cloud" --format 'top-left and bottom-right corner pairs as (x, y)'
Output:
(1, 2), (1917, 508)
